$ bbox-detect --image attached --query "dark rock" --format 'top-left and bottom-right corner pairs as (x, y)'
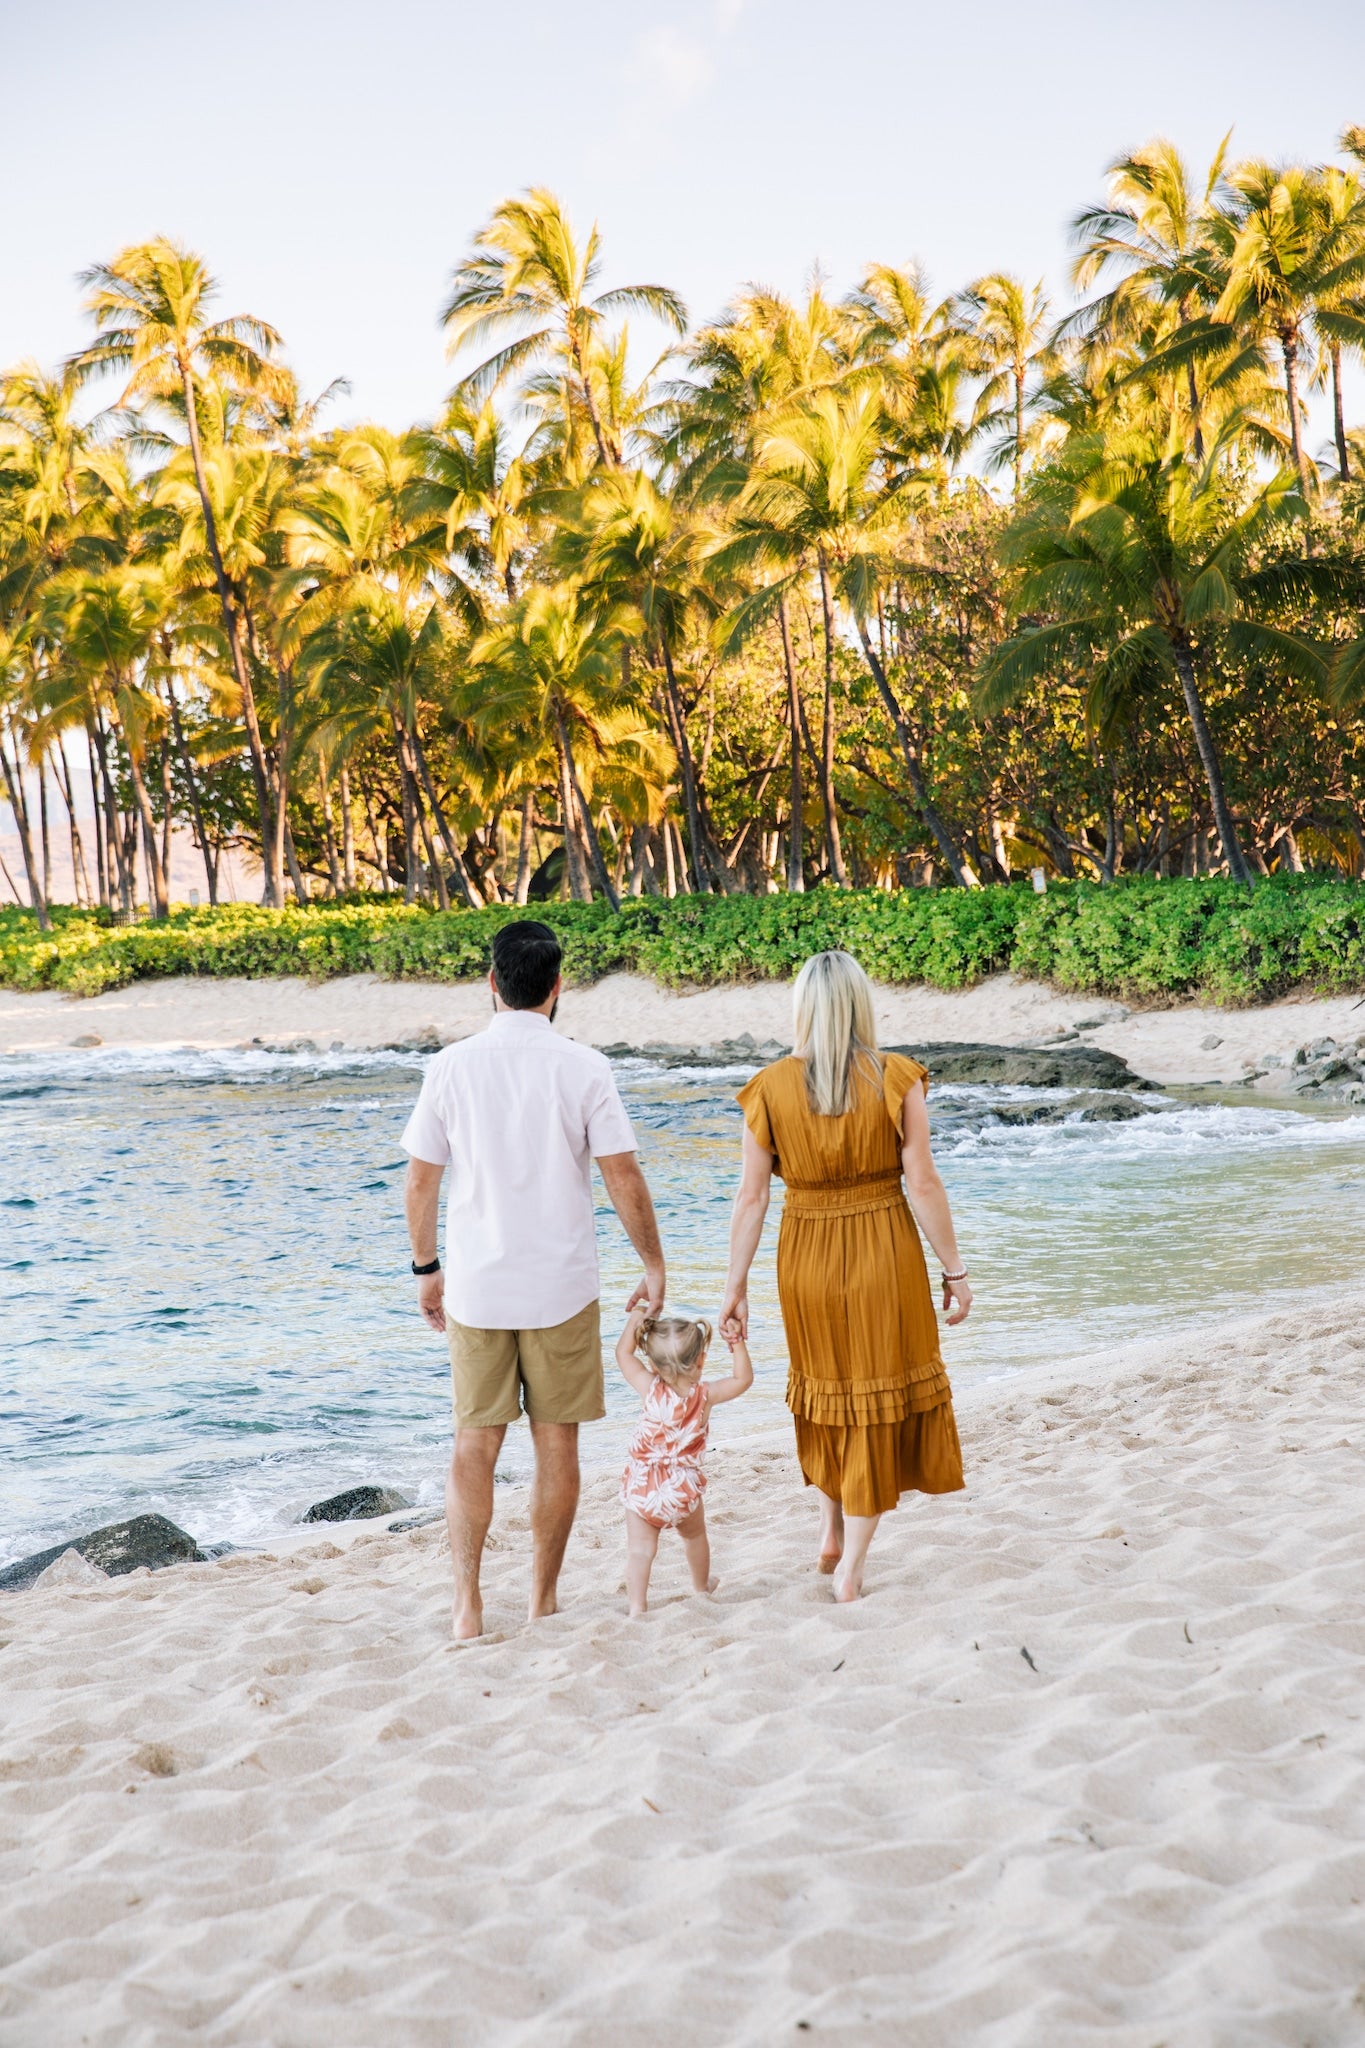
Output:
(887, 1042), (1152, 1091)
(1315, 1058), (1358, 1082)
(601, 1036), (790, 1069)
(0, 1513), (203, 1593)
(302, 1486), (413, 1524)
(988, 1091), (1155, 1128)
(388, 1511), (444, 1533)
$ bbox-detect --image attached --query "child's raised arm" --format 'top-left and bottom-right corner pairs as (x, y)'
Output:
(615, 1309), (654, 1396)
(705, 1332), (753, 1407)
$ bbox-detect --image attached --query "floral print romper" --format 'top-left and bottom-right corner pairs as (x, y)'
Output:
(621, 1376), (710, 1530)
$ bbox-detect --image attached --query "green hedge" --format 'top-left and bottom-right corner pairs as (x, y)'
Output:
(3, 876), (1364, 1005)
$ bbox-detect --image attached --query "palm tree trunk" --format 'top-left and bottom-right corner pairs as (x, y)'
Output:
(815, 555), (850, 888)
(514, 792), (535, 905)
(176, 352), (279, 903)
(0, 727), (50, 928)
(1281, 328), (1311, 493)
(93, 717), (133, 917)
(87, 729), (109, 911)
(339, 763), (356, 892)
(777, 595), (805, 892)
(1170, 637), (1252, 887)
(658, 642), (710, 892)
(317, 756), (342, 897)
(552, 709), (593, 901)
(852, 619), (980, 888)
(406, 721), (484, 908)
(567, 754), (620, 910)
(1332, 343), (1351, 482)
(38, 760), (51, 905)
(51, 742), (92, 907)
(1014, 365), (1026, 499)
(122, 734), (169, 919)
(167, 689), (218, 903)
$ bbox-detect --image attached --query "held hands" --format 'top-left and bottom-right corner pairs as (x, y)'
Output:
(941, 1275), (972, 1326)
(719, 1289), (748, 1343)
(625, 1265), (666, 1317)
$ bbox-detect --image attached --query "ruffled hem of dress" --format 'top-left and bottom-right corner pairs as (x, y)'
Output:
(785, 1362), (951, 1425)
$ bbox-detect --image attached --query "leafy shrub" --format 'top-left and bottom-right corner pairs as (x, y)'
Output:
(2, 877), (1363, 1006)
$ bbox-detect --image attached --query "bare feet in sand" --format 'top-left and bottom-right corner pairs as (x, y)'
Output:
(527, 1594), (559, 1623)
(831, 1563), (864, 1604)
(818, 1498), (845, 1575)
(453, 1601), (484, 1641)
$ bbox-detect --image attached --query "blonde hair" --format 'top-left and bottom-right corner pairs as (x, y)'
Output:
(638, 1315), (712, 1392)
(792, 950), (881, 1116)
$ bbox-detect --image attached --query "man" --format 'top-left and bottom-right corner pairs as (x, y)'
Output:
(402, 919), (665, 1640)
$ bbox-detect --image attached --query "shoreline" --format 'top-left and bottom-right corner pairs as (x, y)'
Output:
(3, 1292), (1362, 2042)
(4, 968), (1365, 1088)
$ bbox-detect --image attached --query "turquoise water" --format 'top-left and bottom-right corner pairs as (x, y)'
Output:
(3, 1046), (1364, 1564)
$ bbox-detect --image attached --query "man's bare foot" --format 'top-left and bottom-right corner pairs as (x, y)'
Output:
(453, 1601), (484, 1641)
(690, 1574), (719, 1595)
(831, 1564), (863, 1604)
(528, 1592), (559, 1623)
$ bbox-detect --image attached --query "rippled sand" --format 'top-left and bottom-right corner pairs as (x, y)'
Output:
(3, 1297), (1363, 2045)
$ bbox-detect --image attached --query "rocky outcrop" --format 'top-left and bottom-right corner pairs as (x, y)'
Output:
(887, 1043), (1152, 1091)
(599, 1034), (1151, 1089)
(0, 1513), (203, 1593)
(1239, 1034), (1365, 1103)
(987, 1092), (1152, 1126)
(302, 1486), (413, 1524)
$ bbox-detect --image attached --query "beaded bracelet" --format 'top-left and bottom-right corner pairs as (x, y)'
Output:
(942, 1268), (969, 1284)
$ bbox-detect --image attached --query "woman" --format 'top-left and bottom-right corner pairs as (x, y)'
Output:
(720, 950), (970, 1602)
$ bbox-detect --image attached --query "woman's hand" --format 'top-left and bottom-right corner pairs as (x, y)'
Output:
(719, 1289), (749, 1342)
(941, 1276), (972, 1326)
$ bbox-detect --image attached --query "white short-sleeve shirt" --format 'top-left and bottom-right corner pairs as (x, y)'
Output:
(401, 1010), (637, 1329)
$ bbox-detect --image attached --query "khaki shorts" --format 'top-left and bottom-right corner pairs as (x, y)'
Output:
(446, 1298), (605, 1428)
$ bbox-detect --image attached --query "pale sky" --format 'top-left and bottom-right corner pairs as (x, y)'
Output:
(5, 0), (1365, 437)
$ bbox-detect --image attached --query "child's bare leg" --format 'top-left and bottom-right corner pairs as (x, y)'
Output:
(677, 1502), (717, 1594)
(832, 1512), (880, 1603)
(817, 1491), (844, 1574)
(625, 1511), (660, 1617)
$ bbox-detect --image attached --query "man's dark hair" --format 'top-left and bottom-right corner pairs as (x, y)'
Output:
(491, 920), (562, 1010)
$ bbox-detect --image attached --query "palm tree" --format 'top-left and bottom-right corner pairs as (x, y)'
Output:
(51, 564), (172, 916)
(465, 583), (641, 906)
(956, 273), (1053, 495)
(1213, 161), (1365, 492)
(73, 238), (287, 899)
(715, 387), (980, 888)
(1069, 138), (1232, 461)
(564, 466), (721, 891)
(1307, 164), (1365, 482)
(441, 189), (686, 471)
(979, 424), (1339, 887)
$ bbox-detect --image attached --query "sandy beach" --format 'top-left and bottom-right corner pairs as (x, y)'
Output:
(2, 1295), (1363, 2046)
(4, 968), (1365, 1085)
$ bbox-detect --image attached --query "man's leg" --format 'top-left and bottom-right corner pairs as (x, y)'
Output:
(526, 1420), (580, 1622)
(447, 1424), (506, 1639)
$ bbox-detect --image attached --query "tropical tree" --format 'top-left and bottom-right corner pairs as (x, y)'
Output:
(956, 273), (1054, 495)
(72, 238), (288, 897)
(441, 190), (686, 471)
(979, 423), (1345, 886)
(464, 582), (643, 906)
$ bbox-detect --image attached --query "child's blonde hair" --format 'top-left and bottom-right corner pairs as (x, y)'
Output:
(638, 1314), (712, 1392)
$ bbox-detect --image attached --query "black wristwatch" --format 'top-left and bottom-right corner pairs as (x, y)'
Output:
(411, 1256), (441, 1276)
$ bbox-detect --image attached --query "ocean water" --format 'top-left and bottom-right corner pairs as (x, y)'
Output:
(3, 1045), (1364, 1564)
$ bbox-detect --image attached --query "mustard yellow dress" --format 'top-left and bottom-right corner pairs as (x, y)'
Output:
(736, 1053), (965, 1518)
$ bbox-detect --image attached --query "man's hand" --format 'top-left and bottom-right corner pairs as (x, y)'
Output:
(405, 1158), (446, 1334)
(417, 1269), (447, 1333)
(597, 1152), (666, 1320)
(625, 1264), (666, 1317)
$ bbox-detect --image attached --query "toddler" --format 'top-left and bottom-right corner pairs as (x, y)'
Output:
(616, 1309), (752, 1618)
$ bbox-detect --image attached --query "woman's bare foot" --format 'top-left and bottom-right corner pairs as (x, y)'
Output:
(691, 1573), (719, 1595)
(831, 1563), (863, 1604)
(453, 1600), (484, 1641)
(818, 1496), (845, 1574)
